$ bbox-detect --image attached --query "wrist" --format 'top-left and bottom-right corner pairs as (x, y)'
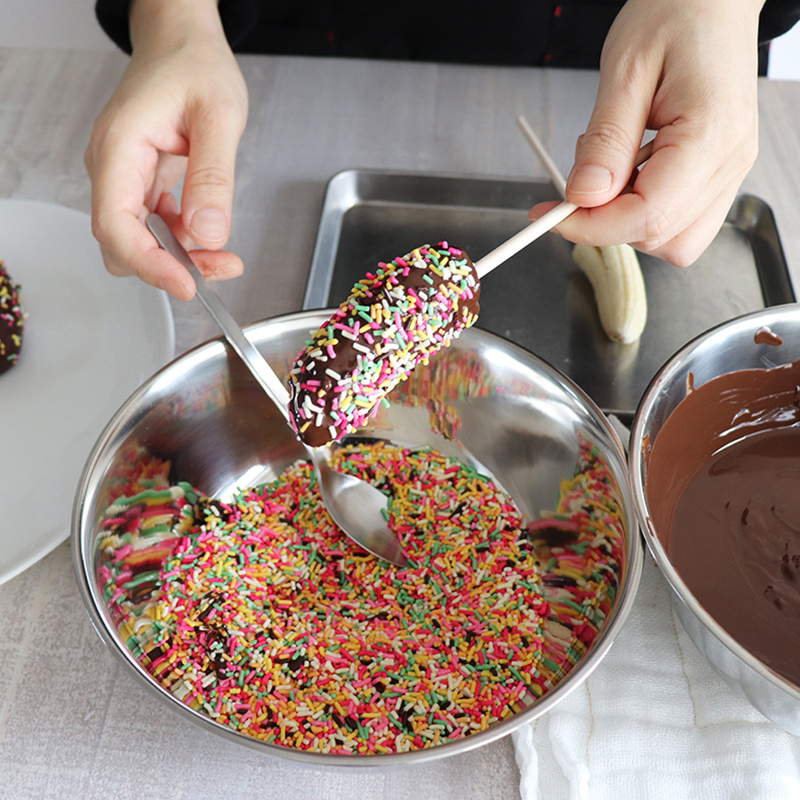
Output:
(129, 0), (226, 53)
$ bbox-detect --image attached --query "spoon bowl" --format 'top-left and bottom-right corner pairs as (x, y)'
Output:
(310, 445), (407, 565)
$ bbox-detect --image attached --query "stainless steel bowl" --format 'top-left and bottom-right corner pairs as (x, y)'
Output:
(73, 310), (643, 764)
(630, 303), (800, 735)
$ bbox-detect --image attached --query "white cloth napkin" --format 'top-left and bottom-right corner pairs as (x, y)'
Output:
(512, 418), (800, 800)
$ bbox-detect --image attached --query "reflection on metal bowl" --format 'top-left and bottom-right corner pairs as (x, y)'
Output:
(73, 311), (642, 764)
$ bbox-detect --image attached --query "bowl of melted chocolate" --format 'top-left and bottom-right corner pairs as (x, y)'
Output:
(630, 303), (800, 735)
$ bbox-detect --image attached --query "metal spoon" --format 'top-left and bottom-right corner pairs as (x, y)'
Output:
(146, 214), (408, 567)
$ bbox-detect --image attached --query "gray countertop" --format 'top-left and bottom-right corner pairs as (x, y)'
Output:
(1, 47), (800, 800)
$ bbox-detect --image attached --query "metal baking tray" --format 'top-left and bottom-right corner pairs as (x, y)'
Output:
(303, 169), (795, 421)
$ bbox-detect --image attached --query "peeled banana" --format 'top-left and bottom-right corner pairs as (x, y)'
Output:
(572, 243), (647, 344)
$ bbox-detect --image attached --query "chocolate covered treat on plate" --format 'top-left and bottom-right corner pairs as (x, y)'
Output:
(0, 259), (24, 374)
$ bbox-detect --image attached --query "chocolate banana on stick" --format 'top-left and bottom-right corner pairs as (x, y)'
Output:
(288, 201), (579, 448)
(287, 242), (480, 448)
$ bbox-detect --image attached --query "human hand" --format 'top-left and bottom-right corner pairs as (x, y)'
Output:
(530, 0), (764, 267)
(85, 0), (248, 300)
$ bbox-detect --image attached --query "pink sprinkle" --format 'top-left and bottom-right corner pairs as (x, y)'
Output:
(109, 588), (125, 605)
(114, 544), (133, 560)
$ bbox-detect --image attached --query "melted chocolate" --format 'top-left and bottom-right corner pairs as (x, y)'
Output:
(754, 326), (784, 347)
(647, 358), (800, 686)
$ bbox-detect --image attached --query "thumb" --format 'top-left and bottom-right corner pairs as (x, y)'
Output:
(181, 107), (242, 249)
(566, 69), (653, 208)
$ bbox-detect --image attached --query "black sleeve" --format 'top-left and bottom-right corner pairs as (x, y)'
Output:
(96, 0), (800, 58)
(760, 0), (800, 42)
(95, 0), (133, 53)
(94, 0), (261, 54)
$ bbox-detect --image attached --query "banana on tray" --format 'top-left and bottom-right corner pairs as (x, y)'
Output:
(572, 242), (647, 344)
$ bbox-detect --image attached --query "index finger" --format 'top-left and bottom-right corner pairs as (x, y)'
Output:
(97, 209), (197, 300)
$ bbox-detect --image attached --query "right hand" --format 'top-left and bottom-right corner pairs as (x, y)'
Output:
(84, 0), (248, 300)
(528, 0), (763, 268)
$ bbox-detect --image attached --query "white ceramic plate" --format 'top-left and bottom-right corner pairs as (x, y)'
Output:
(0, 199), (175, 584)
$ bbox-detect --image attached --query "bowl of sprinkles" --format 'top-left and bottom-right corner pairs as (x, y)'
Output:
(73, 309), (643, 763)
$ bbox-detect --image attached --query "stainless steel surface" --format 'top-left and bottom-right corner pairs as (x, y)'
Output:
(629, 303), (800, 735)
(304, 170), (795, 421)
(73, 311), (643, 765)
(146, 214), (406, 566)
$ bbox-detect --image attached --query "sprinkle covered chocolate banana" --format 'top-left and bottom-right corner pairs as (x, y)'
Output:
(288, 242), (480, 447)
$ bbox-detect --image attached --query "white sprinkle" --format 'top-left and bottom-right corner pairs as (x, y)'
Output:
(303, 397), (322, 414)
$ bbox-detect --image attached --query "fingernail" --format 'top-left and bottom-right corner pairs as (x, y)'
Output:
(567, 165), (613, 196)
(190, 208), (228, 242)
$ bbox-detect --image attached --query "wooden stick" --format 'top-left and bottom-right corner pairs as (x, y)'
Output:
(517, 114), (654, 193)
(474, 200), (577, 279)
(516, 115), (567, 198)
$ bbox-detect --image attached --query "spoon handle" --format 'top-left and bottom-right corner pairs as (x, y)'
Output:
(146, 214), (292, 423)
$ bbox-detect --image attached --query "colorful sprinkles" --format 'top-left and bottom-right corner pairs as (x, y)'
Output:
(0, 258), (24, 375)
(287, 243), (480, 447)
(529, 441), (626, 680)
(96, 438), (625, 755)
